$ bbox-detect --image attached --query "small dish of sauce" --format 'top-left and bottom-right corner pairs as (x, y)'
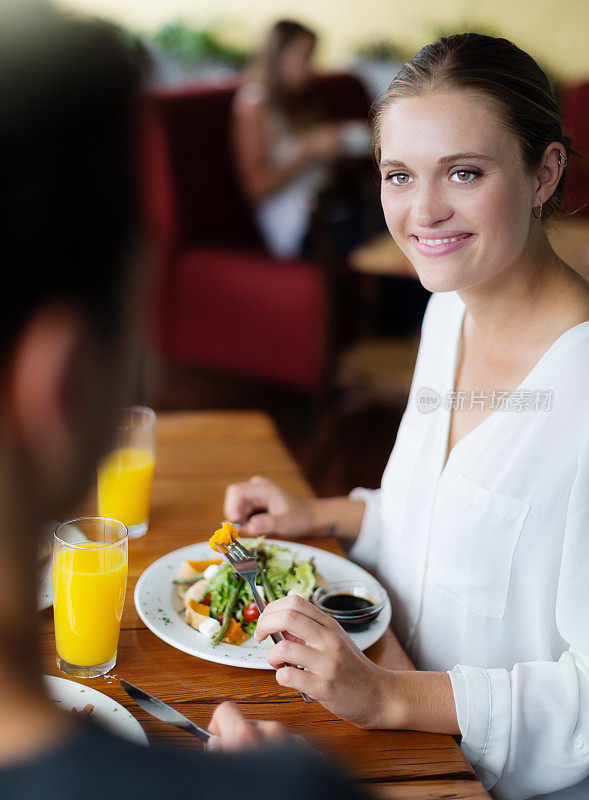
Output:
(320, 594), (375, 614)
(313, 580), (386, 632)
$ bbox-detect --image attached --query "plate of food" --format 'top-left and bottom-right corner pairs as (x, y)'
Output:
(44, 675), (148, 745)
(134, 531), (392, 669)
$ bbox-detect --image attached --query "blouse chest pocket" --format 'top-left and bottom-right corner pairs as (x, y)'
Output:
(428, 468), (530, 618)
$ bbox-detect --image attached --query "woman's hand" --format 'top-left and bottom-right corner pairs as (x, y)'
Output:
(207, 701), (291, 751)
(254, 595), (405, 729)
(223, 476), (366, 541)
(223, 475), (315, 538)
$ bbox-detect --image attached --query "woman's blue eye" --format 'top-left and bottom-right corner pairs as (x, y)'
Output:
(387, 173), (413, 185)
(450, 170), (479, 183)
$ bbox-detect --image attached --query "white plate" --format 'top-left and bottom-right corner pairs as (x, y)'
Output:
(44, 675), (148, 745)
(135, 539), (392, 670)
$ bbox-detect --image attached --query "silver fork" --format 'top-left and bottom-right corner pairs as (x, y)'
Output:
(215, 536), (313, 704)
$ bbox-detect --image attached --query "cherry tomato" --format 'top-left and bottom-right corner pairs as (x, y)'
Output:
(243, 602), (260, 622)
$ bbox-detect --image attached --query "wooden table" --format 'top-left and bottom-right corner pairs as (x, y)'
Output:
(39, 411), (488, 799)
(350, 217), (589, 280)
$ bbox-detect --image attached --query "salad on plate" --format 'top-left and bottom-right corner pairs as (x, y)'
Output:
(174, 523), (318, 647)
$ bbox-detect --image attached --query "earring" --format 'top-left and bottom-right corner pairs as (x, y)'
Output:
(532, 202), (543, 219)
(558, 152), (568, 168)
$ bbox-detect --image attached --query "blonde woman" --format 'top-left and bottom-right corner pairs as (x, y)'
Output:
(226, 34), (589, 800)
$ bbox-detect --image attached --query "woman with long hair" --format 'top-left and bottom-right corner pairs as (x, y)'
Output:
(226, 33), (589, 800)
(232, 20), (343, 258)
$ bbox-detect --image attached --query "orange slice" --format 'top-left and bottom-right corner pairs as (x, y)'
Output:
(209, 521), (240, 553)
(223, 618), (249, 645)
(186, 558), (222, 573)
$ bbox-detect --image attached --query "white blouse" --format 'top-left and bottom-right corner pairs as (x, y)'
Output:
(350, 291), (589, 800)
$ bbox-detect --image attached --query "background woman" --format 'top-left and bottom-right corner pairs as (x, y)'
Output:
(232, 19), (343, 259)
(225, 34), (589, 800)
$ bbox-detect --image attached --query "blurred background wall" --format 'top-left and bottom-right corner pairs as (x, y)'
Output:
(56, 0), (589, 82)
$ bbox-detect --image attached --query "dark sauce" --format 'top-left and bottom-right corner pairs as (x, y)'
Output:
(321, 594), (374, 613)
(318, 592), (378, 631)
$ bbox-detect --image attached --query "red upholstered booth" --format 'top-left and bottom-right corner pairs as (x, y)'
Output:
(563, 81), (589, 218)
(142, 73), (371, 390)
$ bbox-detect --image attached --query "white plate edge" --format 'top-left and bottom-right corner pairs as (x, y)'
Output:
(44, 674), (149, 746)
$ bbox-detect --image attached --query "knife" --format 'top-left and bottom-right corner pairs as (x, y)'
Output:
(120, 679), (212, 743)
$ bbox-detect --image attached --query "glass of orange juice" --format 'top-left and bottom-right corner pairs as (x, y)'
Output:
(97, 406), (156, 539)
(53, 517), (128, 678)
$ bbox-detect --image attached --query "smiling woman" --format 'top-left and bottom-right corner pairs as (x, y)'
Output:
(223, 33), (589, 800)
(373, 34), (574, 218)
(378, 90), (540, 293)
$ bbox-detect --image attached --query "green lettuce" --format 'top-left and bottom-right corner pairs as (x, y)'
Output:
(208, 565), (239, 619)
(284, 561), (317, 599)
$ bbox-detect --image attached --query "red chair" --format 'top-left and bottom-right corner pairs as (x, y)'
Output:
(142, 73), (370, 390)
(562, 81), (589, 218)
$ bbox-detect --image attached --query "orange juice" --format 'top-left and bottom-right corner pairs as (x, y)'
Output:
(53, 542), (127, 667)
(98, 447), (155, 527)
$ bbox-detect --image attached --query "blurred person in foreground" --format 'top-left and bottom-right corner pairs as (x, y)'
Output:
(232, 19), (349, 259)
(0, 3), (368, 798)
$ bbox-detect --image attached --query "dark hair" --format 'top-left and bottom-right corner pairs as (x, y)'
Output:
(374, 33), (573, 220)
(0, 1), (141, 363)
(249, 19), (319, 132)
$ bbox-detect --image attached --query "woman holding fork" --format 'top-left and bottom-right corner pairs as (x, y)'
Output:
(225, 33), (589, 800)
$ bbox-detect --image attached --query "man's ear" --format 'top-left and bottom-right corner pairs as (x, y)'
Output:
(9, 305), (84, 475)
(533, 141), (567, 208)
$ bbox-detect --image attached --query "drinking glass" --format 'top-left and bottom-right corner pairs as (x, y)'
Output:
(97, 405), (156, 539)
(53, 517), (128, 678)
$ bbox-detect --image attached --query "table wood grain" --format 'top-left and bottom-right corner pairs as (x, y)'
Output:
(372, 781), (490, 799)
(39, 411), (488, 796)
